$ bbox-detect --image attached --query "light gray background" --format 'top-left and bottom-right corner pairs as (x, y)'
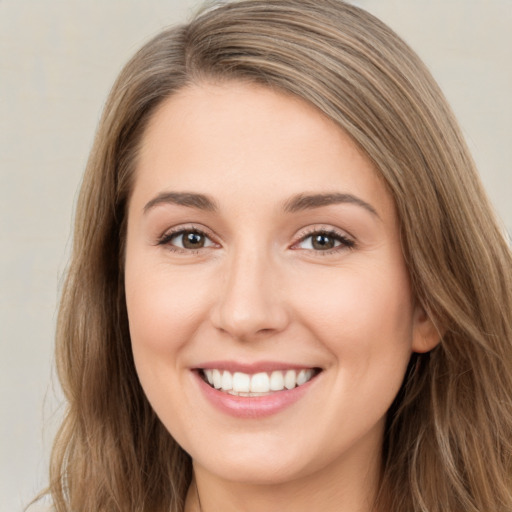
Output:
(1, 1), (510, 511)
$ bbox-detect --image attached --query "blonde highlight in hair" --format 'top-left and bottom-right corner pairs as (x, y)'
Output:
(40, 1), (512, 511)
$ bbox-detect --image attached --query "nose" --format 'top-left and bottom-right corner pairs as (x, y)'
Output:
(210, 246), (290, 341)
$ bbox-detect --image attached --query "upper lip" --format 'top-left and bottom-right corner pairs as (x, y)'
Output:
(192, 360), (321, 374)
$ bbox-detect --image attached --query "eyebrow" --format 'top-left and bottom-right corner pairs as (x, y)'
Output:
(282, 193), (379, 217)
(143, 191), (218, 213)
(143, 190), (379, 218)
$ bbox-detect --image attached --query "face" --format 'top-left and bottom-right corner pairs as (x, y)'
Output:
(125, 82), (436, 487)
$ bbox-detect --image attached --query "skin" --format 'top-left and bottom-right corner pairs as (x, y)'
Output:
(124, 81), (438, 512)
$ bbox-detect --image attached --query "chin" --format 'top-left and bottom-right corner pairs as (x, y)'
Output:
(195, 454), (314, 486)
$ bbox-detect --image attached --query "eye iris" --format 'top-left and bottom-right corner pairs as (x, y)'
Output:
(312, 234), (335, 250)
(183, 231), (205, 249)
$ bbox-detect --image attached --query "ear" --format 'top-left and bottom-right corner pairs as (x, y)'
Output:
(411, 304), (443, 353)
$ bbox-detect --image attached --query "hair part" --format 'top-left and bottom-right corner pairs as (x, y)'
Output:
(39, 1), (512, 511)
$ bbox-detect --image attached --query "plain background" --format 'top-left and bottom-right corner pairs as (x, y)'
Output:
(1, 1), (510, 510)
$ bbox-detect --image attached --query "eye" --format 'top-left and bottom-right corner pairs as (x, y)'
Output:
(295, 229), (355, 251)
(158, 229), (216, 251)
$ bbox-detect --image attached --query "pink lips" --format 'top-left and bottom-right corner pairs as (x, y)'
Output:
(192, 362), (320, 419)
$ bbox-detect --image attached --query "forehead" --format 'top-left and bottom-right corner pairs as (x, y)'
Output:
(132, 81), (395, 221)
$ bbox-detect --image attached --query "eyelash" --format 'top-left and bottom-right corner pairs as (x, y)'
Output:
(156, 226), (218, 254)
(293, 228), (356, 254)
(156, 226), (356, 255)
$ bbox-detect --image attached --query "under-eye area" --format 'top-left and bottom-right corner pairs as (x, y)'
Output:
(197, 368), (323, 396)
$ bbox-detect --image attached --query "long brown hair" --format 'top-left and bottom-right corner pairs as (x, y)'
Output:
(40, 1), (512, 510)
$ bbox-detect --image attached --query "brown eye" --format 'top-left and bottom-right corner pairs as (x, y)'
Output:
(161, 229), (216, 251)
(311, 233), (336, 250)
(296, 230), (355, 252)
(182, 231), (206, 249)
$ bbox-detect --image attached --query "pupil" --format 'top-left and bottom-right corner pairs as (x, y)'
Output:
(183, 232), (204, 249)
(312, 234), (334, 250)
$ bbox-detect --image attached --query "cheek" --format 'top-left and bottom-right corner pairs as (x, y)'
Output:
(292, 259), (414, 373)
(124, 261), (215, 439)
(125, 261), (210, 355)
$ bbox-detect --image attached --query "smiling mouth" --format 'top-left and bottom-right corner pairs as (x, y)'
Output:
(198, 368), (322, 396)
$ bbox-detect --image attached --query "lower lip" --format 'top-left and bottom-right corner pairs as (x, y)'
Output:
(193, 371), (318, 419)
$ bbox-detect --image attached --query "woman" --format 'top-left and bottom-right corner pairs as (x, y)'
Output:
(42, 0), (512, 511)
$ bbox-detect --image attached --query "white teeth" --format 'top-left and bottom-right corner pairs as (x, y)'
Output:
(269, 371), (284, 391)
(212, 369), (222, 389)
(202, 368), (317, 394)
(297, 369), (309, 386)
(285, 369), (297, 390)
(233, 372), (250, 392)
(221, 370), (233, 390)
(204, 369), (214, 386)
(250, 372), (270, 392)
